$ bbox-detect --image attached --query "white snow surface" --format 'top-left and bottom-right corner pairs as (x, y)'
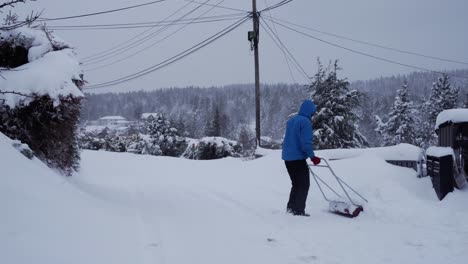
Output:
(426, 146), (455, 158)
(435, 109), (468, 129)
(2, 133), (468, 264)
(0, 27), (83, 108)
(318, 143), (424, 161)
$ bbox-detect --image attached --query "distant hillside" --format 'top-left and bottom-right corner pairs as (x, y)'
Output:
(82, 69), (468, 146)
(350, 69), (468, 101)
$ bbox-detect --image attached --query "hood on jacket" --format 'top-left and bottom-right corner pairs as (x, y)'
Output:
(298, 100), (316, 118)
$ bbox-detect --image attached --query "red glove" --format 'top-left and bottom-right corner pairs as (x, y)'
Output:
(311, 156), (321, 165)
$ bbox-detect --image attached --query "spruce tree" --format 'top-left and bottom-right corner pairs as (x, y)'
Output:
(309, 60), (368, 149)
(463, 93), (468, 108)
(205, 107), (221, 137)
(425, 74), (459, 124)
(420, 74), (459, 147)
(376, 82), (418, 146)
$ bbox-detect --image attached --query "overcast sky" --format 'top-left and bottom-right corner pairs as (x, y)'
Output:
(17, 0), (468, 93)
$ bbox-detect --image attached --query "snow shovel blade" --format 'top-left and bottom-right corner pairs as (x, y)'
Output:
(329, 201), (363, 218)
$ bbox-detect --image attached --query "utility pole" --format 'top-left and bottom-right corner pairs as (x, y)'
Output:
(250, 0), (261, 147)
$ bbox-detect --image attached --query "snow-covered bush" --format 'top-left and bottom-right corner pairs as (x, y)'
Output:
(144, 113), (187, 157)
(182, 137), (243, 160)
(0, 26), (84, 175)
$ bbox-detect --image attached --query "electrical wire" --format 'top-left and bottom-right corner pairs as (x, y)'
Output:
(260, 16), (310, 82)
(84, 15), (250, 89)
(80, 1), (195, 61)
(265, 15), (468, 66)
(38, 0), (167, 21)
(261, 0), (293, 12)
(47, 13), (246, 30)
(48, 17), (242, 31)
(265, 17), (468, 80)
(85, 0), (234, 71)
(260, 22), (306, 82)
(82, 0), (214, 64)
(263, 0), (296, 83)
(182, 0), (247, 12)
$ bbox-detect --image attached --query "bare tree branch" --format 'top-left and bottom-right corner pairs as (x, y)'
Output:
(0, 10), (40, 30)
(0, 0), (35, 10)
(0, 90), (36, 98)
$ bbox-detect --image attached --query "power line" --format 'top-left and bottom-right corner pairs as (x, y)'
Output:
(49, 17), (241, 31)
(38, 0), (167, 21)
(82, 0), (213, 64)
(260, 16), (310, 82)
(263, 0), (296, 83)
(47, 13), (246, 30)
(85, 15), (250, 89)
(80, 1), (195, 61)
(182, 0), (247, 12)
(265, 16), (468, 66)
(260, 22), (304, 82)
(265, 17), (468, 80)
(85, 0), (234, 71)
(261, 0), (293, 12)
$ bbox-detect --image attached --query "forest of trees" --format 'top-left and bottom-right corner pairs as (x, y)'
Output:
(81, 68), (468, 148)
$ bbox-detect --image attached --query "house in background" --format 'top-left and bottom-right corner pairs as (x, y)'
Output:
(141, 113), (160, 120)
(96, 116), (130, 127)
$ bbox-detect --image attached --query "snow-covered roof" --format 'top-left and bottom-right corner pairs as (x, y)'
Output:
(141, 113), (159, 119)
(0, 27), (83, 108)
(435, 109), (468, 129)
(99, 116), (126, 120)
(426, 146), (454, 158)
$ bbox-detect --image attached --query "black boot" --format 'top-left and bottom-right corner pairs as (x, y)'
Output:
(293, 211), (310, 217)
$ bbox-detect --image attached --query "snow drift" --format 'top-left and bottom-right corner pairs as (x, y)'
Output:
(2, 132), (468, 264)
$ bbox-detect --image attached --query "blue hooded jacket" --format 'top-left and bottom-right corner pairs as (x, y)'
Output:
(282, 100), (316, 161)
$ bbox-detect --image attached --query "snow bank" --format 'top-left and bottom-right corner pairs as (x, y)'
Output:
(0, 132), (141, 264)
(3, 132), (468, 264)
(0, 27), (83, 108)
(318, 143), (424, 162)
(435, 109), (468, 129)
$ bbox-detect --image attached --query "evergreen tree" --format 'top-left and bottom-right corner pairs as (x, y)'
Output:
(308, 60), (368, 149)
(425, 74), (459, 124)
(376, 82), (418, 146)
(463, 93), (468, 108)
(205, 107), (221, 137)
(420, 74), (459, 147)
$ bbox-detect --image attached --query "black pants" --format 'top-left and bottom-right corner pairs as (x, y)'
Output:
(285, 160), (310, 214)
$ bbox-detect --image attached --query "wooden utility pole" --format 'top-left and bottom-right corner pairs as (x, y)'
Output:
(251, 0), (261, 146)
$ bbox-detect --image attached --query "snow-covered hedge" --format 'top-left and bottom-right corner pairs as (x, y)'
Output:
(0, 26), (84, 175)
(182, 137), (243, 160)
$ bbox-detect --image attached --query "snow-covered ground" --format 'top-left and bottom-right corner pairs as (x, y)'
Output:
(2, 133), (468, 264)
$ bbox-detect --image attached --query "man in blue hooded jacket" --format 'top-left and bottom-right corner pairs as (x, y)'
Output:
(282, 100), (321, 216)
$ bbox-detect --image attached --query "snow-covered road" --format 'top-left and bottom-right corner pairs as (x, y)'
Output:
(2, 134), (468, 264)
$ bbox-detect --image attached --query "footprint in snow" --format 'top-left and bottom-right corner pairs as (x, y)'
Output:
(298, 255), (318, 263)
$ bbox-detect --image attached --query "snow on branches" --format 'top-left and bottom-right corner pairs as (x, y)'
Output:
(308, 60), (368, 149)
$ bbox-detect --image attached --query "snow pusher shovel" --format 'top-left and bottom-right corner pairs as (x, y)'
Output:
(309, 159), (368, 218)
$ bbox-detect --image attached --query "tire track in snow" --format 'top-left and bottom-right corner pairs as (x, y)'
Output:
(130, 188), (167, 264)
